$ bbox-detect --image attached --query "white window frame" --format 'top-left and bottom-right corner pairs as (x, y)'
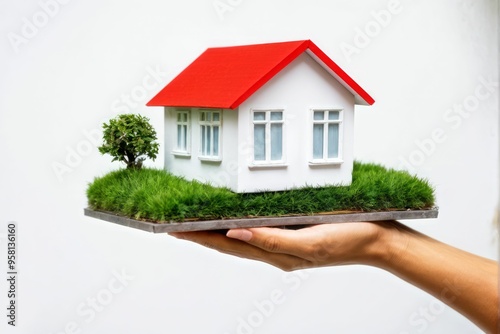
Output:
(198, 109), (222, 162)
(172, 109), (191, 157)
(309, 109), (343, 165)
(249, 109), (287, 168)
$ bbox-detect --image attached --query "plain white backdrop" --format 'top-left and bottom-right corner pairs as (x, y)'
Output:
(0, 0), (498, 333)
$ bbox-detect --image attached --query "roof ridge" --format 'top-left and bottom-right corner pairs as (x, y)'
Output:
(228, 40), (310, 108)
(147, 40), (374, 108)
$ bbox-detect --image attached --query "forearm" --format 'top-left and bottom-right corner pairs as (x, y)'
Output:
(376, 223), (498, 333)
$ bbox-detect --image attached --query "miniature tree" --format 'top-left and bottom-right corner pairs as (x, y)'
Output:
(99, 114), (159, 169)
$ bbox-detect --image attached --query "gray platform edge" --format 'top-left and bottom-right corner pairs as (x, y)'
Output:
(84, 207), (439, 233)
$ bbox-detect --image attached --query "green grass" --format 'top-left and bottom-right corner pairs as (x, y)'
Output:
(86, 162), (435, 222)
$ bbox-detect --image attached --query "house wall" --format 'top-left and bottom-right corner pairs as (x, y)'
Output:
(163, 107), (239, 190)
(236, 52), (355, 193)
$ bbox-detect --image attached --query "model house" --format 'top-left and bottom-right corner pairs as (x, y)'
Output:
(147, 40), (374, 193)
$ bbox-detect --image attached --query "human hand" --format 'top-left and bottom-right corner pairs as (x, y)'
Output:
(171, 221), (499, 333)
(169, 221), (401, 271)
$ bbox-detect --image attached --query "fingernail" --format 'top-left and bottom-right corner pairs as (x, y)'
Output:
(226, 229), (253, 242)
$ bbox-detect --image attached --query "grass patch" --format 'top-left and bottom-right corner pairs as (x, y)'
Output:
(86, 161), (435, 222)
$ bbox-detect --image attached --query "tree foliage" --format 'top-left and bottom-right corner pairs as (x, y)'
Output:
(98, 114), (159, 169)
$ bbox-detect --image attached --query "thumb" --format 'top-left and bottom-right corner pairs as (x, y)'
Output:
(226, 228), (253, 242)
(226, 227), (310, 255)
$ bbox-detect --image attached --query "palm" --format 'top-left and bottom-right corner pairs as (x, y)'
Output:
(170, 221), (389, 271)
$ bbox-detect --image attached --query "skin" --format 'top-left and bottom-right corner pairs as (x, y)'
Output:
(170, 221), (499, 333)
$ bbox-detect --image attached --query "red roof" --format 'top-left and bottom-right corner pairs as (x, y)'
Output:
(147, 40), (374, 109)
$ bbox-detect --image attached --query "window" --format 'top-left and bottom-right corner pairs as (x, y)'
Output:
(199, 110), (222, 160)
(311, 110), (342, 162)
(174, 109), (190, 155)
(252, 110), (284, 164)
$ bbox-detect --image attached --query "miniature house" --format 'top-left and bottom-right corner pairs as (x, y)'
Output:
(147, 40), (374, 193)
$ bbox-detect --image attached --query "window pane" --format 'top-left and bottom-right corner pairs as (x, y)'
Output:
(177, 113), (182, 122)
(207, 126), (211, 155)
(328, 124), (339, 158)
(200, 112), (205, 121)
(270, 124), (283, 160)
(213, 126), (219, 156)
(182, 125), (187, 150)
(182, 113), (188, 122)
(253, 112), (266, 121)
(177, 124), (182, 149)
(207, 112), (211, 122)
(213, 112), (220, 122)
(201, 126), (206, 155)
(270, 111), (282, 121)
(254, 124), (266, 160)
(313, 124), (324, 159)
(313, 111), (324, 120)
(328, 111), (340, 120)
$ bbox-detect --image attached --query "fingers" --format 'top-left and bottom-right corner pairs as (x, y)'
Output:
(226, 229), (253, 241)
(226, 227), (319, 259)
(169, 230), (254, 254)
(169, 230), (311, 271)
(170, 222), (384, 270)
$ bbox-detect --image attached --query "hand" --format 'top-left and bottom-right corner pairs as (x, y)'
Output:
(170, 220), (499, 333)
(169, 221), (400, 271)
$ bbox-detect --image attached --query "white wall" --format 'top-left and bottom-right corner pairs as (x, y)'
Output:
(237, 52), (355, 192)
(0, 1), (497, 334)
(164, 107), (240, 191)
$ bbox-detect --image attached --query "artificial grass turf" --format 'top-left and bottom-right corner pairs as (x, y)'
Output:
(86, 162), (435, 222)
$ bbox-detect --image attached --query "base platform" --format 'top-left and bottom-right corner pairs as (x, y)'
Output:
(84, 207), (439, 233)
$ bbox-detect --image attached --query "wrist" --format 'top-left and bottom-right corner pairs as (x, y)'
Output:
(365, 221), (411, 269)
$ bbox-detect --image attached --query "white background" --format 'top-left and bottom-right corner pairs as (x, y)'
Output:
(0, 0), (498, 333)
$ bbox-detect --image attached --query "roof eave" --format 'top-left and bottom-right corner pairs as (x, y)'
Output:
(305, 42), (375, 106)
